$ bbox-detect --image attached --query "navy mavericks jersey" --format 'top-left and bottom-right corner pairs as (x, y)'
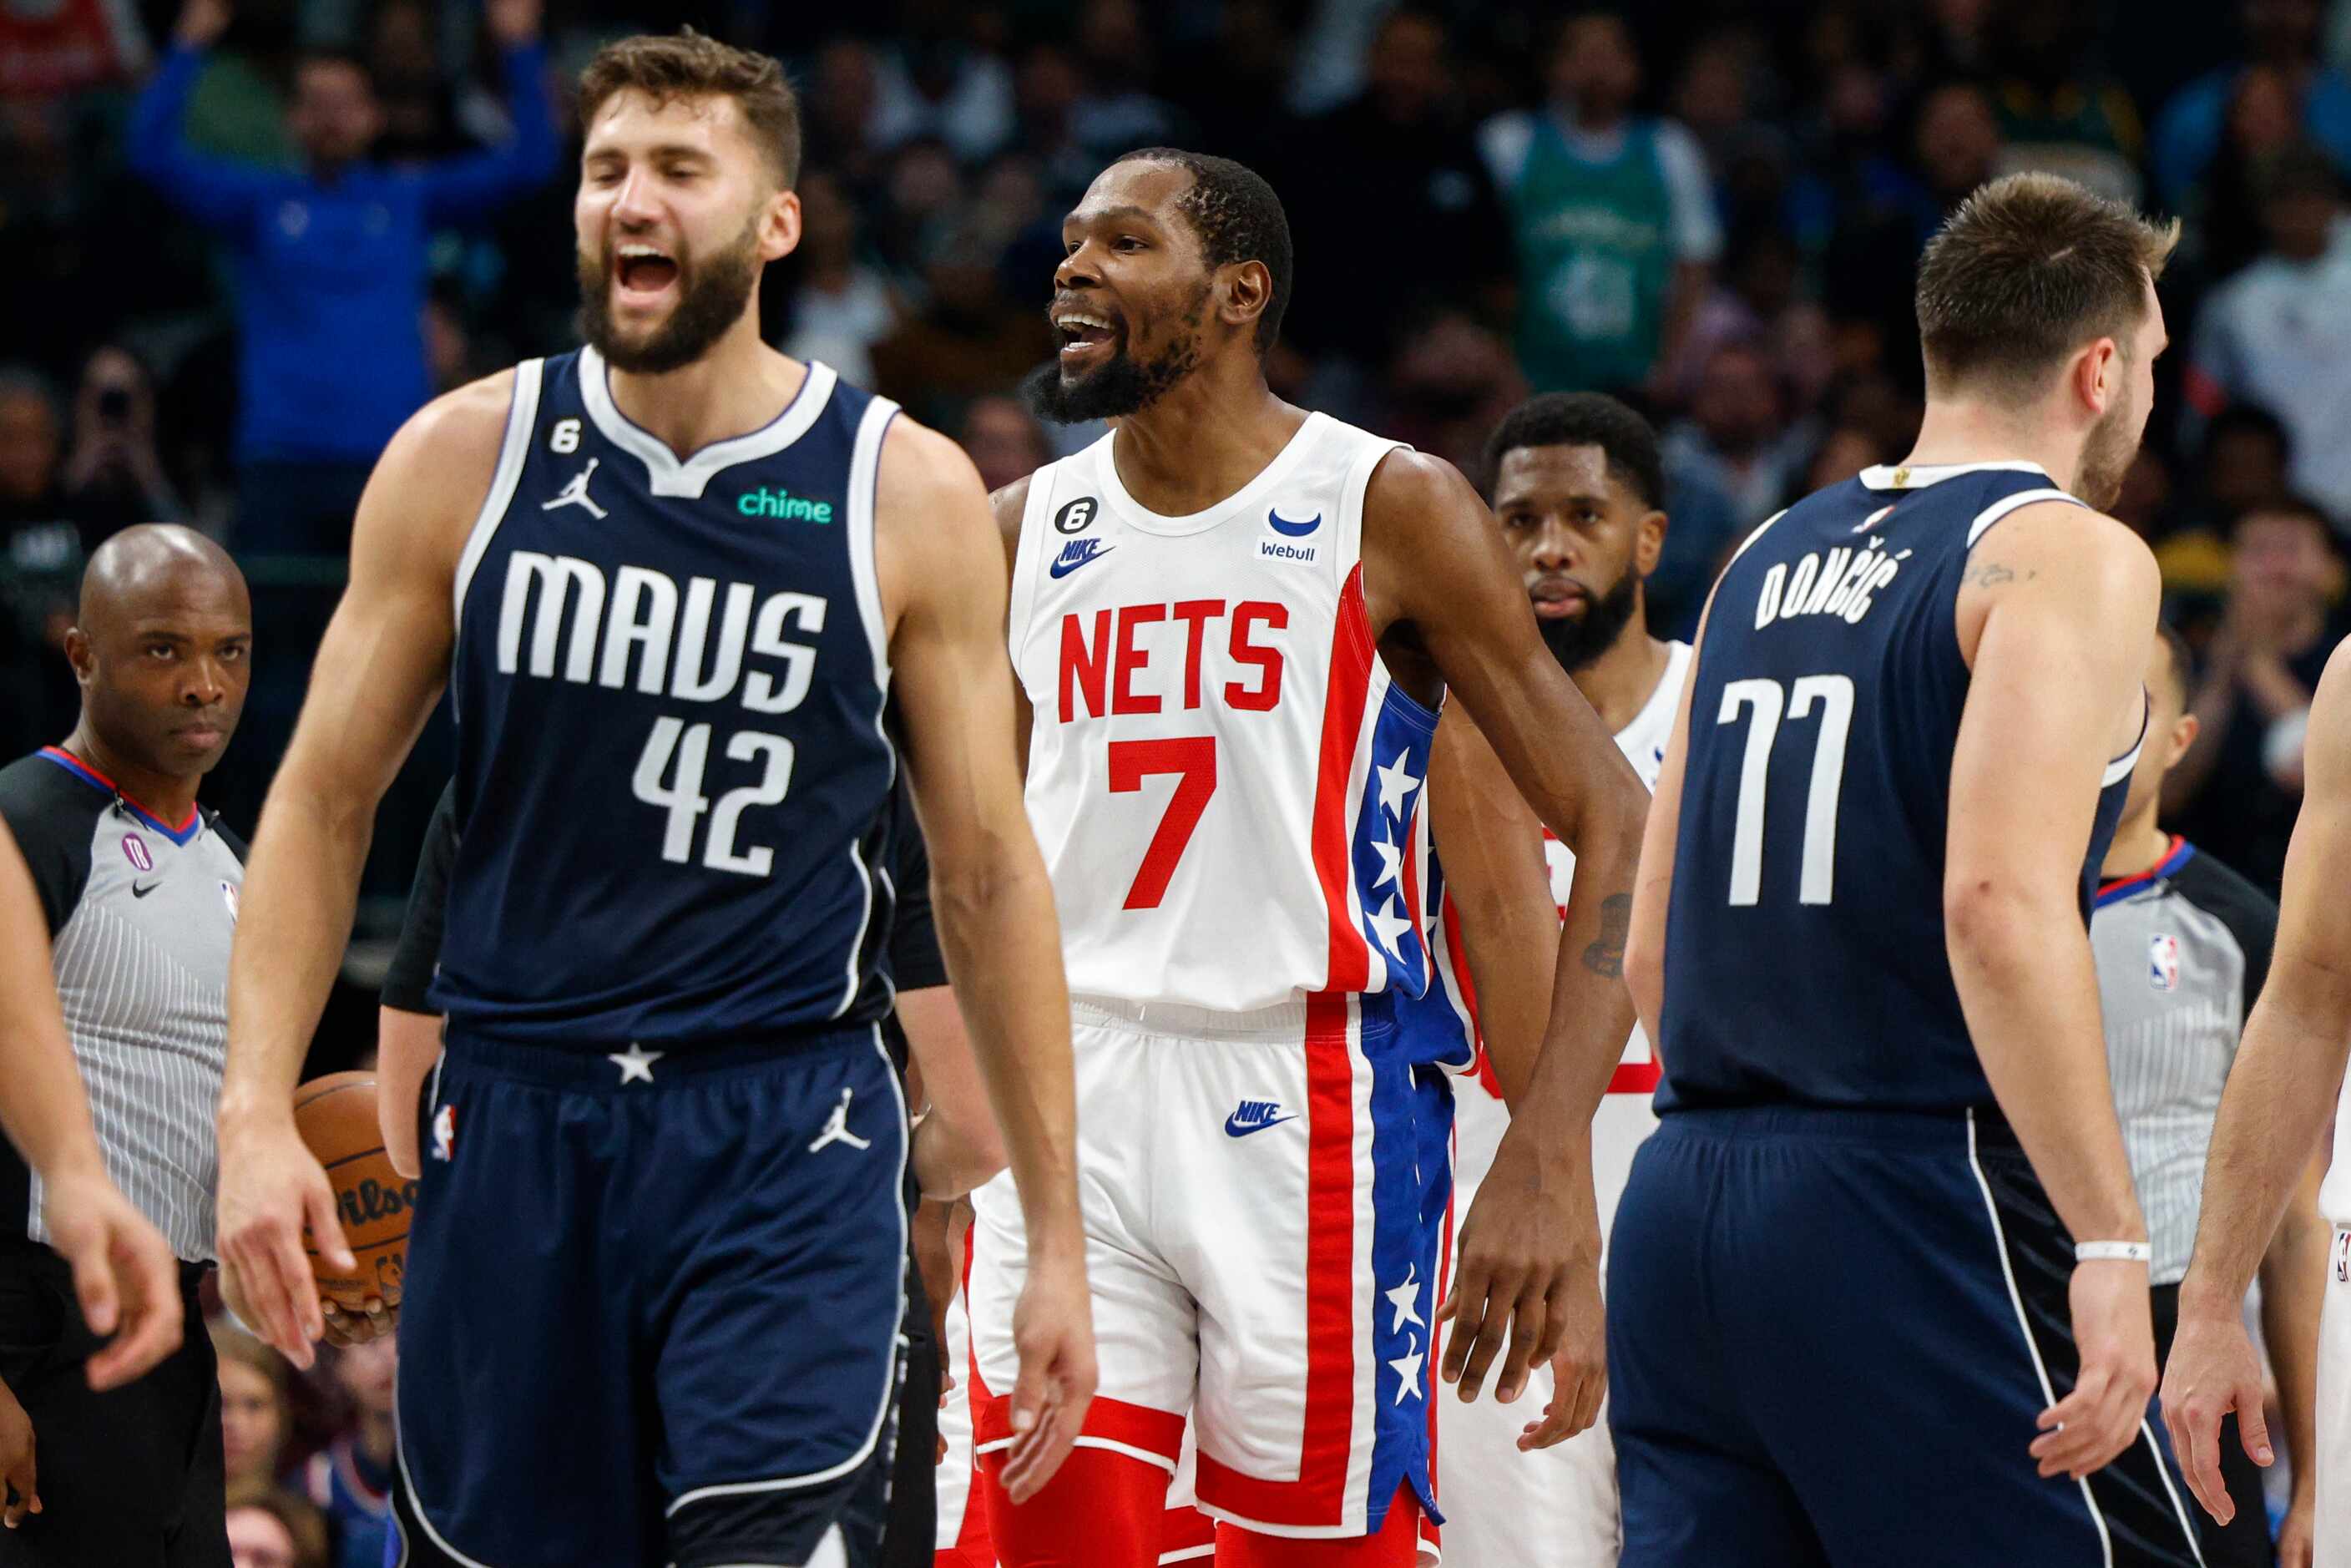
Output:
(1658, 461), (2143, 1114)
(429, 347), (900, 1048)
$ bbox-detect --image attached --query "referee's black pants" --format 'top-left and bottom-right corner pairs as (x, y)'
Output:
(0, 1237), (227, 1567)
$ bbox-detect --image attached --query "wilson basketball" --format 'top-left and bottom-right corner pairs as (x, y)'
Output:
(292, 1072), (415, 1312)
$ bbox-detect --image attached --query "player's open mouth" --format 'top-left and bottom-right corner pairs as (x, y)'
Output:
(614, 244), (680, 306)
(1053, 308), (1120, 366)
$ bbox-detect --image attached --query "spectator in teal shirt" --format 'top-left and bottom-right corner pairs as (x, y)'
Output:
(129, 0), (558, 555)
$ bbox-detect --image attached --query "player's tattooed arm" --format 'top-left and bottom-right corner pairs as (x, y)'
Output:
(1580, 893), (1632, 977)
(1961, 558), (2037, 589)
(1363, 449), (1644, 1433)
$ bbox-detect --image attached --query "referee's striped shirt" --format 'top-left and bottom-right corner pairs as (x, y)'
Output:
(2091, 836), (2276, 1287)
(0, 748), (245, 1263)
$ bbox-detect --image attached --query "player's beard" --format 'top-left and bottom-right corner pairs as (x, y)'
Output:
(1024, 285), (1209, 424)
(2074, 395), (2138, 513)
(1537, 569), (1642, 675)
(577, 219), (762, 375)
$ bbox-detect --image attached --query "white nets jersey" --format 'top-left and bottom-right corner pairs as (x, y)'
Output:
(2323, 1070), (2351, 1225)
(1010, 414), (1440, 1014)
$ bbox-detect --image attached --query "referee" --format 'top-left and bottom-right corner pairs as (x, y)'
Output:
(377, 763), (1005, 1565)
(2093, 624), (2330, 1568)
(0, 524), (252, 1566)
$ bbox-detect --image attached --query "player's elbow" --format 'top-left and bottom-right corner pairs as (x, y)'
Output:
(1941, 867), (2065, 968)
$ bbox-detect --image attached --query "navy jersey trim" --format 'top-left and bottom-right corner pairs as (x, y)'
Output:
(834, 394), (900, 1022)
(579, 347), (840, 499)
(453, 359), (545, 645)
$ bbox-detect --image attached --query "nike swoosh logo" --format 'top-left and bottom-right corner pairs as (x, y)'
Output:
(1048, 545), (1113, 579)
(132, 878), (162, 898)
(1268, 508), (1322, 539)
(1223, 1111), (1299, 1138)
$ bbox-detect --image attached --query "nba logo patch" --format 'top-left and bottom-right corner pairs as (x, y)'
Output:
(121, 833), (152, 873)
(2148, 933), (2180, 992)
(431, 1103), (458, 1162)
(220, 881), (239, 924)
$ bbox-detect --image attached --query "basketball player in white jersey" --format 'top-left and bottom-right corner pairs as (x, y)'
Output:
(1423, 393), (1690, 1566)
(2162, 644), (2351, 1563)
(969, 149), (1650, 1567)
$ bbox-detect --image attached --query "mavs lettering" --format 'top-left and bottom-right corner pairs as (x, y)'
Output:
(495, 551), (827, 878)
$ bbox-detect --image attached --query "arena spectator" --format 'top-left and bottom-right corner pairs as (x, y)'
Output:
(958, 394), (1051, 495)
(225, 1481), (330, 1568)
(300, 1338), (392, 1568)
(2169, 497), (2348, 895)
(2153, 0), (2351, 209)
(127, 0), (557, 556)
(2184, 145), (2351, 523)
(57, 346), (184, 548)
(2179, 63), (2308, 280)
(1660, 338), (1815, 533)
(781, 171), (902, 388)
(1479, 8), (1721, 396)
(1983, 0), (2147, 202)
(895, 27), (1017, 164)
(0, 371), (63, 537)
(214, 1321), (292, 1492)
(1659, 225), (1834, 410)
(1067, 0), (1189, 165)
(1280, 8), (1511, 368)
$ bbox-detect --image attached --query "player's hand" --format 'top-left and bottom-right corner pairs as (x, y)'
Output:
(2277, 1485), (2316, 1568)
(484, 0), (540, 46)
(1439, 1134), (1596, 1406)
(320, 1292), (397, 1348)
(997, 1245), (1095, 1504)
(2033, 1257), (2160, 1482)
(174, 0), (230, 47)
(215, 1111), (352, 1371)
(1515, 1261), (1605, 1449)
(2156, 1297), (2273, 1522)
(0, 1379), (37, 1528)
(38, 1162), (181, 1390)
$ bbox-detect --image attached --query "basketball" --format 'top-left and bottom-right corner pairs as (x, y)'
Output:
(291, 1071), (414, 1312)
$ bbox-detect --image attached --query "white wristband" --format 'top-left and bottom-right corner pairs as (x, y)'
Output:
(2075, 1241), (2151, 1264)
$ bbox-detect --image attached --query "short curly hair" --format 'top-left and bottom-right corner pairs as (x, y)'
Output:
(578, 29), (801, 186)
(1482, 392), (1664, 508)
(1114, 148), (1294, 354)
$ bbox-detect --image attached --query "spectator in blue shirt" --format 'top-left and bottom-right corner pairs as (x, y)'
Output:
(128, 0), (558, 556)
(2152, 0), (2351, 210)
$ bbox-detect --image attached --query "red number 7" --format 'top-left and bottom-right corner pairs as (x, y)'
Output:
(1108, 736), (1218, 910)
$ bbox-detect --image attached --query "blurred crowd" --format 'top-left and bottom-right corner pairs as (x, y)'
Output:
(7, 0), (2351, 921)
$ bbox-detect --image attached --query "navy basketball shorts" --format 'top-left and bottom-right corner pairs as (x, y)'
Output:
(390, 1026), (908, 1568)
(1606, 1105), (2207, 1568)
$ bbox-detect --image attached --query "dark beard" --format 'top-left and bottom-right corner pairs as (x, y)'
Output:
(1537, 570), (1642, 674)
(1024, 291), (1207, 424)
(576, 222), (762, 374)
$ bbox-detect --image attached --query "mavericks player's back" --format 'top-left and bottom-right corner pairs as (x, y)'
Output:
(1658, 460), (2133, 1115)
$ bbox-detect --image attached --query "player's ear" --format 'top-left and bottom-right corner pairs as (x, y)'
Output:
(758, 186), (803, 265)
(1221, 260), (1271, 338)
(63, 627), (92, 686)
(2075, 336), (2120, 414)
(2169, 711), (2199, 765)
(1636, 507), (1668, 577)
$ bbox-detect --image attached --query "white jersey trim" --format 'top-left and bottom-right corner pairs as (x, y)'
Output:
(1862, 459), (2050, 491)
(846, 396), (897, 686)
(452, 357), (544, 643)
(578, 346), (838, 499)
(1966, 488), (2085, 549)
(1005, 466), (1059, 669)
(1096, 414), (1332, 537)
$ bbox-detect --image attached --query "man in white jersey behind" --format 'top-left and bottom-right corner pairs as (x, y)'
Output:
(1421, 393), (1690, 1566)
(2161, 643), (2351, 1563)
(972, 149), (1650, 1567)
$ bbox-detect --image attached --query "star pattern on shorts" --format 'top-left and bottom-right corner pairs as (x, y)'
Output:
(1370, 831), (1403, 892)
(1368, 898), (1413, 960)
(1385, 1267), (1424, 1335)
(608, 1042), (664, 1085)
(1389, 1343), (1425, 1404)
